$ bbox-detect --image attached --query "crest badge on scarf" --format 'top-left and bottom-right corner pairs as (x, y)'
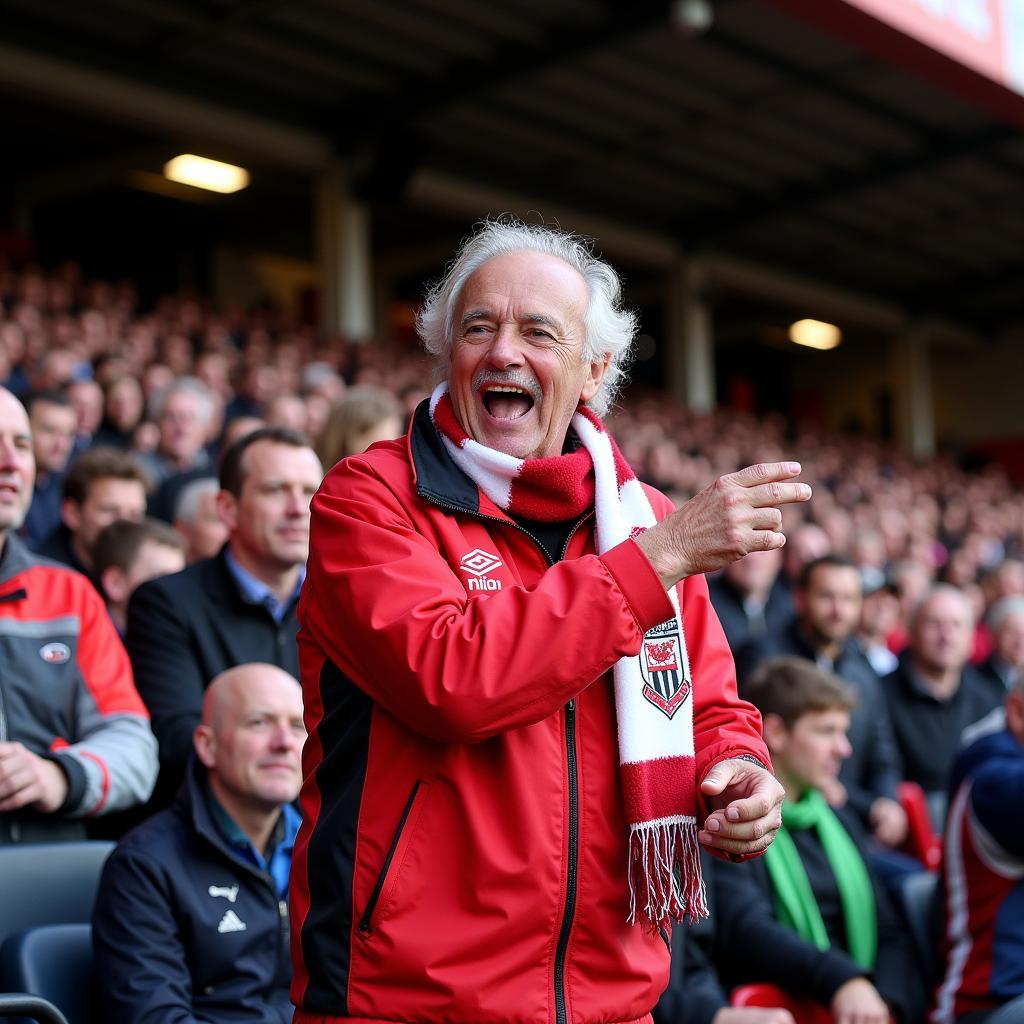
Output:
(640, 619), (690, 719)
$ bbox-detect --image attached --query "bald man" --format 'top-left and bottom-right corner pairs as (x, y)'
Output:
(93, 663), (304, 1024)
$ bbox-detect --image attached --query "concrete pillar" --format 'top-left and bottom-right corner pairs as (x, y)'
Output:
(894, 324), (936, 460)
(315, 165), (373, 341)
(665, 254), (715, 413)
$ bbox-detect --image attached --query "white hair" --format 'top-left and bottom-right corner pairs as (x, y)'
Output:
(989, 595), (1024, 631)
(149, 376), (214, 425)
(174, 476), (220, 524)
(416, 219), (638, 418)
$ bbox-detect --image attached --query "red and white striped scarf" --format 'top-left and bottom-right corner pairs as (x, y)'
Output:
(430, 383), (707, 929)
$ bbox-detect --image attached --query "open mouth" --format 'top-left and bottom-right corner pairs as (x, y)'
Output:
(481, 384), (535, 421)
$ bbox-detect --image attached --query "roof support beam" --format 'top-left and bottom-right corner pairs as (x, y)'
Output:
(0, 42), (332, 170)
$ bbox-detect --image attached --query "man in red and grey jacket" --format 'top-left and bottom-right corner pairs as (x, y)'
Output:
(0, 386), (157, 843)
(293, 221), (811, 1024)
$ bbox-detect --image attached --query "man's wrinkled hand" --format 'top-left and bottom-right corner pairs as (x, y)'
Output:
(699, 758), (785, 858)
(635, 463), (811, 589)
(0, 742), (69, 813)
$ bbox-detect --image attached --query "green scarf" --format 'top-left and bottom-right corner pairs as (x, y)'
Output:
(763, 788), (877, 968)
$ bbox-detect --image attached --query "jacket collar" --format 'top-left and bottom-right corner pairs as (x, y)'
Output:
(177, 754), (300, 875)
(408, 398), (483, 516)
(0, 532), (38, 587)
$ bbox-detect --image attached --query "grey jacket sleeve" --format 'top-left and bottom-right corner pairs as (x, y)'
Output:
(58, 579), (157, 815)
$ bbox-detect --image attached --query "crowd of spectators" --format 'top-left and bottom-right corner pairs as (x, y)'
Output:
(2, 255), (1024, 1023)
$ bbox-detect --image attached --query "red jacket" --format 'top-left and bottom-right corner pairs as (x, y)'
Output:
(292, 404), (769, 1024)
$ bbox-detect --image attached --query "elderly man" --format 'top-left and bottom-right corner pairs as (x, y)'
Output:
(0, 387), (157, 842)
(173, 476), (228, 562)
(127, 426), (321, 804)
(978, 596), (1024, 692)
(292, 221), (810, 1024)
(142, 377), (215, 485)
(884, 585), (1004, 808)
(92, 663), (304, 1024)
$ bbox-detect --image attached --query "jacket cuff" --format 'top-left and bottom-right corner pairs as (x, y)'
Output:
(811, 952), (866, 1005)
(600, 539), (675, 634)
(41, 752), (87, 814)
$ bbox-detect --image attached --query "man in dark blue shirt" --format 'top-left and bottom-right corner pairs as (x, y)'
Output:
(93, 662), (304, 1024)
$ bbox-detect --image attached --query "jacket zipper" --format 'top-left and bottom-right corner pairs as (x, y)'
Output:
(275, 897), (289, 990)
(554, 696), (579, 1024)
(421, 493), (592, 1021)
(548, 516), (589, 1024)
(358, 780), (421, 934)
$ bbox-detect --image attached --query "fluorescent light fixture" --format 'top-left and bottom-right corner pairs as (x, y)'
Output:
(789, 318), (841, 350)
(163, 154), (249, 194)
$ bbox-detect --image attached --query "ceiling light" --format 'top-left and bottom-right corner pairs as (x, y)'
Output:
(789, 319), (841, 350)
(163, 154), (249, 194)
(673, 0), (713, 33)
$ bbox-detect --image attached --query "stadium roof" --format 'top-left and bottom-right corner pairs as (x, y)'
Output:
(0, 0), (1022, 337)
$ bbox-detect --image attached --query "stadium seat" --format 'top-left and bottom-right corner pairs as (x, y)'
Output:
(0, 842), (113, 950)
(0, 993), (70, 1024)
(898, 781), (942, 870)
(731, 982), (833, 1024)
(895, 870), (942, 985)
(0, 924), (95, 1024)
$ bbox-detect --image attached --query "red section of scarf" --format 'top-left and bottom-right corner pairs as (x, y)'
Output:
(620, 756), (697, 822)
(433, 392), (639, 522)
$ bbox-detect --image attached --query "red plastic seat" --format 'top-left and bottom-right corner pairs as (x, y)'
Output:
(898, 780), (942, 870)
(733, 982), (897, 1024)
(732, 982), (833, 1024)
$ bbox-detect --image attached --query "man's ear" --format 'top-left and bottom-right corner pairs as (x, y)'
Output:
(61, 498), (81, 532)
(214, 488), (237, 532)
(193, 724), (217, 770)
(579, 353), (611, 406)
(100, 566), (128, 606)
(762, 712), (789, 756)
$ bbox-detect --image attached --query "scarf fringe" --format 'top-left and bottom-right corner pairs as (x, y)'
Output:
(627, 818), (708, 930)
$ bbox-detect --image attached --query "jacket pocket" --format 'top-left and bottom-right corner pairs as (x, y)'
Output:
(357, 779), (429, 936)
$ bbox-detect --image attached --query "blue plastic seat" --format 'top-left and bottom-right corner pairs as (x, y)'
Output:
(0, 924), (95, 1024)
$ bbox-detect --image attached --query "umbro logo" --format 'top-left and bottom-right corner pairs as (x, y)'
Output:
(460, 549), (503, 591)
(217, 909), (247, 933)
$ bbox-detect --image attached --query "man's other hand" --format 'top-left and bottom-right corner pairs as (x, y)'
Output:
(870, 796), (909, 848)
(699, 758), (784, 858)
(635, 462), (811, 590)
(831, 977), (890, 1024)
(0, 742), (69, 813)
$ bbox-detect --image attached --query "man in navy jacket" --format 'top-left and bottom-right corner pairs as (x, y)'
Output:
(92, 663), (304, 1024)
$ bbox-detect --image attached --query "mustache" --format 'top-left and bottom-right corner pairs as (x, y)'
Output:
(471, 369), (542, 404)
